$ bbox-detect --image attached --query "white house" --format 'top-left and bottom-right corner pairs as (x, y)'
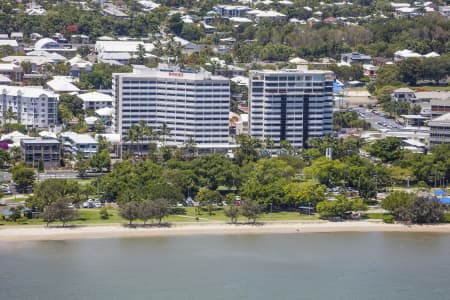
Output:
(78, 91), (113, 111)
(47, 78), (80, 93)
(236, 113), (249, 135)
(60, 131), (99, 158)
(394, 49), (422, 62)
(95, 40), (154, 54)
(68, 55), (93, 77)
(0, 40), (19, 50)
(391, 87), (416, 102)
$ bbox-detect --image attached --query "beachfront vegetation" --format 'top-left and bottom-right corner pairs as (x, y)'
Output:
(241, 201), (264, 224)
(316, 195), (367, 220)
(224, 205), (240, 224)
(382, 191), (414, 213)
(28, 179), (92, 210)
(9, 136), (449, 226)
(42, 199), (79, 227)
(382, 195), (446, 224)
(11, 163), (35, 193)
(0, 207), (319, 226)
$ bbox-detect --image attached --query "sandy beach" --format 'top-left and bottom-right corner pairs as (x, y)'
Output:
(1, 221), (450, 242)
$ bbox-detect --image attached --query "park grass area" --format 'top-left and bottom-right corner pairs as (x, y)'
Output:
(178, 207), (318, 222)
(75, 178), (95, 186)
(3, 196), (29, 202)
(0, 207), (318, 226)
(364, 213), (387, 220)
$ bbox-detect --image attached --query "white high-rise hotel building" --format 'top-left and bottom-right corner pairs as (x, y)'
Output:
(0, 85), (58, 128)
(113, 65), (230, 145)
(249, 68), (334, 148)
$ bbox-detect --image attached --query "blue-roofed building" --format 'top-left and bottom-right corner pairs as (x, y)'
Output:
(439, 197), (450, 204)
(333, 80), (344, 93)
(434, 189), (447, 196)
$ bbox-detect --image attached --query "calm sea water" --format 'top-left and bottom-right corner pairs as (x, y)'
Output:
(1, 232), (450, 300)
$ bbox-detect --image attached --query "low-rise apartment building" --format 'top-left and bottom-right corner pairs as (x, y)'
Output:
(61, 132), (99, 158)
(429, 113), (450, 147)
(21, 138), (60, 168)
(0, 85), (58, 128)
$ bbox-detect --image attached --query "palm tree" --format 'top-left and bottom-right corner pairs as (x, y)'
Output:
(136, 44), (146, 64)
(159, 122), (171, 147)
(184, 136), (197, 160)
(166, 35), (182, 58)
(263, 136), (274, 150)
(152, 39), (163, 57)
(124, 125), (140, 158)
(4, 107), (16, 125)
(137, 120), (153, 157)
(280, 140), (294, 156)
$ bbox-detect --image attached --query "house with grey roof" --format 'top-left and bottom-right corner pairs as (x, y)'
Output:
(340, 52), (372, 65)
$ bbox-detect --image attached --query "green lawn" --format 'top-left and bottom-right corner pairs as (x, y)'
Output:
(0, 206), (318, 226)
(75, 178), (95, 186)
(175, 207), (318, 222)
(2, 196), (29, 202)
(364, 213), (387, 219)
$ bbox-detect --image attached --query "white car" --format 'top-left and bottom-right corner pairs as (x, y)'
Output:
(82, 201), (89, 208)
(94, 202), (102, 208)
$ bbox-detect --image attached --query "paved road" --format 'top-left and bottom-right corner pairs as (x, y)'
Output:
(37, 171), (79, 181)
(353, 107), (404, 131)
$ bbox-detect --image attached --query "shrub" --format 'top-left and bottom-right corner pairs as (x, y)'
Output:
(169, 207), (186, 215)
(99, 207), (109, 220)
(444, 213), (450, 223)
(383, 215), (395, 224)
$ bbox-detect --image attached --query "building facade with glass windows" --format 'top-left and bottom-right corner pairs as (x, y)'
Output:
(0, 85), (58, 128)
(113, 65), (230, 146)
(249, 68), (334, 148)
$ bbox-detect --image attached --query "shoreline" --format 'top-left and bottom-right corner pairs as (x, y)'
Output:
(2, 221), (450, 242)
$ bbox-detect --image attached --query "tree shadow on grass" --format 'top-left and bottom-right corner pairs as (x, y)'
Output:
(45, 224), (83, 229)
(121, 222), (172, 228)
(227, 221), (265, 226)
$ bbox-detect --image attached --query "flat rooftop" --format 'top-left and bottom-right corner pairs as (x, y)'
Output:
(61, 132), (98, 144)
(21, 138), (60, 145)
(114, 65), (228, 81)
